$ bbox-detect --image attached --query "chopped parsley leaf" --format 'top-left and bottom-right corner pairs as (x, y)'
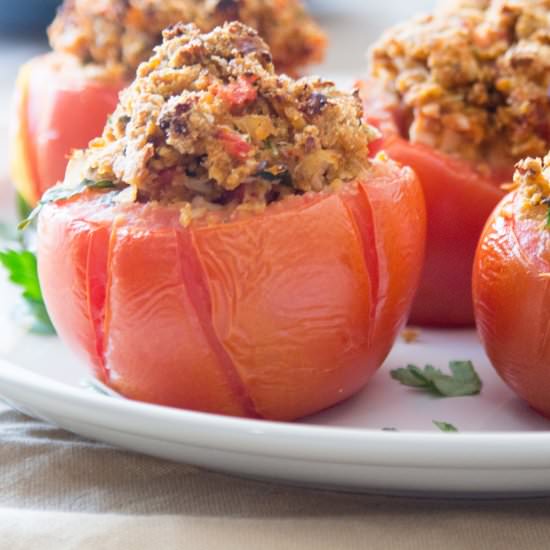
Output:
(390, 361), (482, 397)
(433, 421), (459, 433)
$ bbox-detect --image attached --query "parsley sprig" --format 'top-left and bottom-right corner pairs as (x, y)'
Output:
(382, 422), (460, 432)
(390, 361), (482, 397)
(433, 421), (459, 433)
(18, 179), (115, 230)
(0, 249), (55, 334)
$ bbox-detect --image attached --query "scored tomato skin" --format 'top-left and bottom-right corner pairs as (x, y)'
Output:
(10, 53), (124, 206)
(474, 191), (550, 417)
(341, 159), (426, 366)
(106, 214), (251, 416)
(37, 159), (425, 420)
(359, 81), (506, 327)
(36, 197), (113, 381)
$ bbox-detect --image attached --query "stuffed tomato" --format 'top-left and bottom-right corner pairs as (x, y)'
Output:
(11, 54), (124, 207)
(36, 23), (425, 421)
(474, 155), (550, 418)
(361, 0), (550, 326)
(10, 0), (326, 207)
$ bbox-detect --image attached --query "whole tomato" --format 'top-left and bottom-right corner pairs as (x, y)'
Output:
(37, 158), (426, 420)
(474, 157), (550, 417)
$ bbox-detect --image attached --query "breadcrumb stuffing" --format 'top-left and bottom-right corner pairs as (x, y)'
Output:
(401, 327), (420, 344)
(516, 154), (550, 225)
(75, 23), (376, 220)
(369, 0), (550, 168)
(48, 0), (326, 76)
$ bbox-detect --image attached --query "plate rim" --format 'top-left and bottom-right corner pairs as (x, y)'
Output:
(3, 358), (550, 471)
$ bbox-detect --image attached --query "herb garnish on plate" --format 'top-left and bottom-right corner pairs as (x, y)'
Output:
(390, 361), (482, 397)
(433, 421), (459, 433)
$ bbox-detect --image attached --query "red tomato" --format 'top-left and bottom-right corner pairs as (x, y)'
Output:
(474, 191), (550, 417)
(10, 53), (124, 206)
(37, 158), (426, 420)
(359, 81), (507, 327)
(216, 75), (258, 113)
(216, 128), (253, 160)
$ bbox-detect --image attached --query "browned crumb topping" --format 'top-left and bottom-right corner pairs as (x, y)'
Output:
(369, 0), (550, 167)
(76, 23), (376, 222)
(48, 0), (326, 76)
(516, 154), (550, 224)
(401, 327), (420, 344)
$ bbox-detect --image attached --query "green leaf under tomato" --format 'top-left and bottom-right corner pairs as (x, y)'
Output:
(433, 420), (459, 432)
(0, 249), (41, 301)
(390, 360), (482, 397)
(0, 249), (55, 335)
(18, 179), (116, 231)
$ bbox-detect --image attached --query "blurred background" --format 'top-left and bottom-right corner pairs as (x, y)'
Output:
(0, 0), (61, 34)
(310, 0), (435, 80)
(0, 0), (438, 35)
(0, 0), (438, 80)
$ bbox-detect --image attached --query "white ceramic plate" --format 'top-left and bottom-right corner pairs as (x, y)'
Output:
(3, 321), (550, 496)
(3, 0), (550, 497)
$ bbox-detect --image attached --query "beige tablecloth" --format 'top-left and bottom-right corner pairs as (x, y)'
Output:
(2, 401), (550, 549)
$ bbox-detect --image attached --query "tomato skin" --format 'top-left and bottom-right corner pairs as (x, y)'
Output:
(382, 136), (505, 327)
(37, 159), (425, 420)
(10, 53), (124, 206)
(474, 191), (550, 417)
(360, 81), (507, 327)
(36, 197), (112, 381)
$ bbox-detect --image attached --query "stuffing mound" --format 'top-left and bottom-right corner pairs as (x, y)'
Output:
(370, 0), (550, 167)
(75, 22), (376, 223)
(48, 0), (326, 76)
(516, 154), (550, 224)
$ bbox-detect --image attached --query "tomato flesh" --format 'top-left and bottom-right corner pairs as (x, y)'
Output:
(37, 159), (425, 420)
(217, 128), (253, 160)
(217, 75), (258, 113)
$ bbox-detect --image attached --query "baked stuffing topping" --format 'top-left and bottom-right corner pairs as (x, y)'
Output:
(48, 0), (326, 76)
(516, 154), (550, 226)
(74, 23), (376, 222)
(370, 0), (550, 167)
